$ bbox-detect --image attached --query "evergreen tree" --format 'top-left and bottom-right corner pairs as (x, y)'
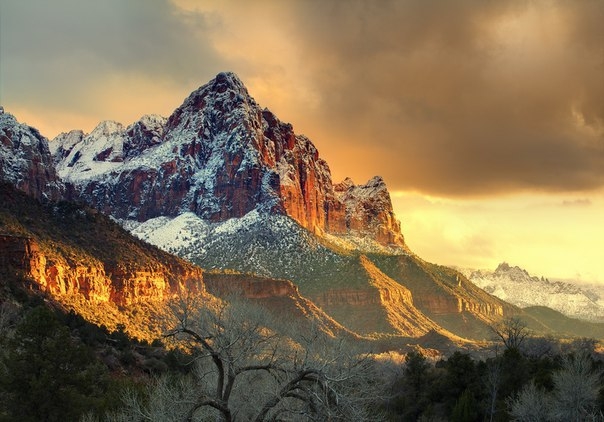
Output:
(451, 388), (479, 422)
(0, 306), (108, 421)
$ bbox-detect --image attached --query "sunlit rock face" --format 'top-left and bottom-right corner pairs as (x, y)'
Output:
(0, 111), (63, 201)
(0, 234), (204, 306)
(51, 72), (405, 248)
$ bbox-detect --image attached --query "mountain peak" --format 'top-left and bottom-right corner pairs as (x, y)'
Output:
(496, 262), (511, 272)
(89, 120), (124, 138)
(52, 73), (407, 248)
(495, 262), (529, 278)
(367, 175), (386, 187)
(186, 71), (250, 103)
(465, 263), (604, 321)
(212, 71), (247, 92)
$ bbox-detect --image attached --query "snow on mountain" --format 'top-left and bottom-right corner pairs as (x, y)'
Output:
(53, 121), (126, 181)
(334, 176), (404, 246)
(125, 210), (362, 292)
(52, 115), (168, 183)
(460, 262), (604, 322)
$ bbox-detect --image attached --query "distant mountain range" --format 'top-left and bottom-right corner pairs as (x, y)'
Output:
(460, 263), (604, 322)
(2, 72), (603, 346)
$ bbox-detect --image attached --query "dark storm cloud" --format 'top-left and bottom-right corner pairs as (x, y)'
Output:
(1, 0), (602, 197)
(279, 0), (604, 196)
(0, 0), (226, 113)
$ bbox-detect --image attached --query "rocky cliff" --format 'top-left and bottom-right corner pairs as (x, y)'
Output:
(204, 272), (356, 338)
(0, 108), (63, 201)
(0, 234), (201, 306)
(312, 255), (446, 336)
(51, 72), (405, 248)
(0, 75), (524, 342)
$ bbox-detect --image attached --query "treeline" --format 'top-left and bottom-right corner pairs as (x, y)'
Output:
(1, 292), (603, 421)
(386, 339), (603, 420)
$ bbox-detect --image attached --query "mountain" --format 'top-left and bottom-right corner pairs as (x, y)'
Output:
(0, 104), (438, 343)
(461, 263), (604, 322)
(125, 209), (516, 339)
(52, 72), (404, 248)
(0, 99), (442, 346)
(0, 181), (366, 344)
(4, 72), (600, 345)
(48, 72), (521, 341)
(0, 108), (63, 201)
(126, 209), (446, 337)
(9, 69), (604, 355)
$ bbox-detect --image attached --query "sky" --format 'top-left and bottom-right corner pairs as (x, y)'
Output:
(1, 0), (603, 282)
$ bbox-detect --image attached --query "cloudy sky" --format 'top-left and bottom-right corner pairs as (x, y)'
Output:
(1, 0), (603, 282)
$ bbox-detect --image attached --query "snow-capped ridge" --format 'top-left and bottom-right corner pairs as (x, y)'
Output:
(462, 263), (604, 322)
(89, 120), (124, 138)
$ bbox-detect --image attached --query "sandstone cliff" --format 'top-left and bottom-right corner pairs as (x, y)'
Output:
(204, 272), (356, 338)
(0, 234), (202, 306)
(369, 254), (515, 339)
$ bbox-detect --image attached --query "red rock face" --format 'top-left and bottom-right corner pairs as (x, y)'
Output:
(204, 272), (355, 338)
(53, 72), (406, 247)
(204, 273), (298, 299)
(0, 234), (204, 306)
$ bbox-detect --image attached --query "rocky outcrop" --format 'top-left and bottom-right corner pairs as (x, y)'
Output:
(0, 234), (203, 307)
(335, 176), (404, 245)
(204, 273), (298, 299)
(51, 72), (405, 248)
(369, 254), (511, 338)
(0, 110), (63, 201)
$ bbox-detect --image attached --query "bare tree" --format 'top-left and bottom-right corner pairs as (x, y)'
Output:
(491, 317), (529, 351)
(139, 293), (380, 421)
(508, 353), (603, 422)
(548, 353), (602, 421)
(484, 357), (501, 422)
(508, 382), (549, 422)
